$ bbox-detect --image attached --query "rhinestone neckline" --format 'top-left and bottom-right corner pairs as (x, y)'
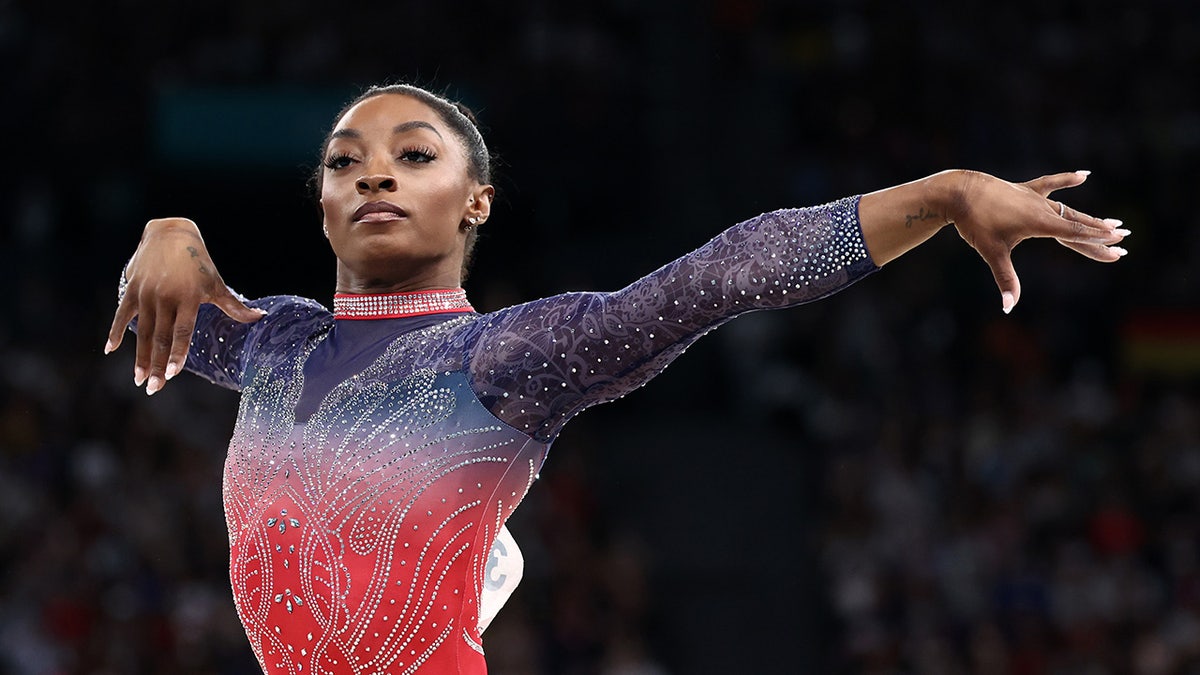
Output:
(333, 289), (474, 320)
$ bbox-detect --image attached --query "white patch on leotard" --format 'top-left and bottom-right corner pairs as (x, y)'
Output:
(478, 525), (523, 633)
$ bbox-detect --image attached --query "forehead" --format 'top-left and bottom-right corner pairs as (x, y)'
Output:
(334, 94), (444, 133)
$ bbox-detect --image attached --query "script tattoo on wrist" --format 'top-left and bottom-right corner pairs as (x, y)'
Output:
(904, 207), (941, 229)
(187, 246), (210, 275)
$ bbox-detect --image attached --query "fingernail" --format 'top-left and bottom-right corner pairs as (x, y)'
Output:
(165, 362), (180, 380)
(104, 340), (114, 354)
(146, 376), (163, 395)
(1103, 218), (1123, 227)
(134, 366), (147, 386)
(1075, 170), (1092, 176)
(1112, 246), (1128, 257)
(1115, 229), (1131, 237)
(1002, 292), (1015, 315)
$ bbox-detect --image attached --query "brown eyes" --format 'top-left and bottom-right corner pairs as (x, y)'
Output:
(323, 147), (437, 171)
(324, 153), (354, 170)
(400, 149), (436, 163)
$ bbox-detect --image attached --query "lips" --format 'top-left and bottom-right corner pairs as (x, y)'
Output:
(352, 201), (409, 222)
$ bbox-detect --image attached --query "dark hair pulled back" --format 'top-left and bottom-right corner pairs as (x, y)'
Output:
(313, 83), (494, 281)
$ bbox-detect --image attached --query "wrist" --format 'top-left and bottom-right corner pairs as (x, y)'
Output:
(924, 169), (978, 225)
(142, 217), (202, 241)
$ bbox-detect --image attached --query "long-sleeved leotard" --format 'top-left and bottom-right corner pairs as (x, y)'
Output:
(153, 196), (876, 674)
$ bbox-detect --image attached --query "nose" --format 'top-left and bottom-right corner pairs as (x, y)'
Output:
(356, 174), (397, 193)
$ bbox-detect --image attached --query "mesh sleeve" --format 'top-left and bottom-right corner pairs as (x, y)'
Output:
(463, 196), (878, 441)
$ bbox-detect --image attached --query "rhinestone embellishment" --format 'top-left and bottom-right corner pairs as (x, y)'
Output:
(334, 289), (474, 320)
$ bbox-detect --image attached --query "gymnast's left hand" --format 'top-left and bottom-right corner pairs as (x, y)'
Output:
(948, 170), (1129, 313)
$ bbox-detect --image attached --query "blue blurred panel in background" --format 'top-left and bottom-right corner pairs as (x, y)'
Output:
(154, 87), (349, 168)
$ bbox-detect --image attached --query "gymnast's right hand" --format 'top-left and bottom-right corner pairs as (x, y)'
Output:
(104, 218), (265, 395)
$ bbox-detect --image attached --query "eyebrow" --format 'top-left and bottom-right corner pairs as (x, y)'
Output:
(330, 121), (445, 141)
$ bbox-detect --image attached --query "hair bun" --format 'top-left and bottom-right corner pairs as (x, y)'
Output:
(453, 102), (481, 128)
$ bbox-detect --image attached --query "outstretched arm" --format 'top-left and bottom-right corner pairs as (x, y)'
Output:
(464, 195), (876, 440)
(859, 169), (1127, 313)
(104, 218), (266, 394)
(464, 169), (1127, 441)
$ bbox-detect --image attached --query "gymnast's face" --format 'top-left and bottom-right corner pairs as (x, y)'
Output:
(320, 94), (491, 292)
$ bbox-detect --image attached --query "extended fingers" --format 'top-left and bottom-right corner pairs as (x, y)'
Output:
(1023, 171), (1127, 244)
(1044, 203), (1127, 245)
(144, 304), (180, 395)
(105, 292), (138, 354)
(1023, 170), (1091, 197)
(134, 304), (155, 386)
(214, 290), (268, 324)
(164, 312), (197, 384)
(979, 245), (1023, 314)
(1056, 238), (1128, 262)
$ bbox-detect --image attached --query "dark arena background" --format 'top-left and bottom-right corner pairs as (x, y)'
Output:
(4, 1), (1199, 673)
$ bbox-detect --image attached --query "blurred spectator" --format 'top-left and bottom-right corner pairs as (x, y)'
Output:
(4, 1), (1198, 673)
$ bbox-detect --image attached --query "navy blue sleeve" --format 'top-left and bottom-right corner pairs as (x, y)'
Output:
(459, 196), (879, 441)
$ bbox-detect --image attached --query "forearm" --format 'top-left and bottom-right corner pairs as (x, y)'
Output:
(468, 197), (878, 440)
(859, 170), (967, 266)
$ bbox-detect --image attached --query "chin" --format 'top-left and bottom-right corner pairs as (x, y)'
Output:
(340, 234), (417, 259)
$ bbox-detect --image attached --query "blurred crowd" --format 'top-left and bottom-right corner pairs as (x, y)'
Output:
(3, 0), (1199, 673)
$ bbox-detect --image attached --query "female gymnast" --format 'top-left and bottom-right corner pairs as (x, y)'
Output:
(103, 84), (1128, 674)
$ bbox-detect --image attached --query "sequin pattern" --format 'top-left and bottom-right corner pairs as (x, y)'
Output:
(334, 289), (473, 319)
(459, 196), (875, 441)
(127, 197), (875, 674)
(220, 316), (545, 674)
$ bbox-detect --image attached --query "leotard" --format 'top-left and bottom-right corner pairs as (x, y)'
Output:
(137, 196), (876, 674)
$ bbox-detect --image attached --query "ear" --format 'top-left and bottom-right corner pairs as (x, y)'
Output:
(319, 198), (329, 239)
(464, 185), (494, 227)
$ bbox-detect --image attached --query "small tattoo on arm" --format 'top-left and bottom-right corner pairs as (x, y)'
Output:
(904, 207), (941, 229)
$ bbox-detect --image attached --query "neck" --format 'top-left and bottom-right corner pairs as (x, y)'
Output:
(335, 259), (462, 295)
